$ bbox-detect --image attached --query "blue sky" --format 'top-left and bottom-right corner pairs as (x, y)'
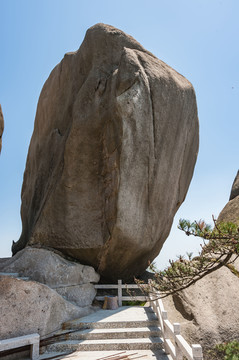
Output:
(0, 0), (238, 269)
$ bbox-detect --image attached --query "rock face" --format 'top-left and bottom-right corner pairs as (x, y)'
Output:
(0, 274), (94, 340)
(218, 170), (239, 225)
(0, 104), (4, 152)
(12, 23), (199, 281)
(0, 247), (99, 307)
(163, 261), (239, 351)
(163, 173), (239, 351)
(229, 170), (239, 200)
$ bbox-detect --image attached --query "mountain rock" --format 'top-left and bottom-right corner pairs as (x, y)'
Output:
(218, 170), (239, 225)
(0, 104), (4, 152)
(0, 274), (95, 340)
(163, 260), (239, 350)
(163, 173), (239, 352)
(229, 170), (239, 200)
(12, 23), (199, 281)
(0, 247), (99, 307)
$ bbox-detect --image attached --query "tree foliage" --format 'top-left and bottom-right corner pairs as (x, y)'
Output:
(136, 217), (239, 298)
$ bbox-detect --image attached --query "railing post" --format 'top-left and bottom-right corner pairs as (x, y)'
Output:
(192, 344), (203, 360)
(148, 279), (153, 308)
(118, 279), (122, 307)
(162, 310), (168, 320)
(161, 310), (170, 355)
(173, 323), (183, 360)
(30, 340), (39, 360)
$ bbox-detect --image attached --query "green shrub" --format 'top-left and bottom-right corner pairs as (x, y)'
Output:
(216, 340), (239, 360)
(206, 341), (239, 360)
(122, 300), (146, 306)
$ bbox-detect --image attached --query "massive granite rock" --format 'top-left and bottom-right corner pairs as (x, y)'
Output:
(0, 104), (4, 152)
(0, 274), (94, 340)
(0, 247), (99, 307)
(12, 23), (199, 281)
(218, 170), (239, 225)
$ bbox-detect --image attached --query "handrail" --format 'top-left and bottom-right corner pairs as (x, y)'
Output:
(149, 290), (203, 360)
(95, 280), (148, 306)
(94, 281), (203, 360)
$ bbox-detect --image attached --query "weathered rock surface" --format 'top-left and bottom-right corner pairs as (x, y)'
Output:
(12, 23), (199, 281)
(55, 283), (96, 307)
(0, 274), (94, 340)
(229, 170), (239, 200)
(163, 173), (239, 352)
(0, 104), (4, 152)
(0, 247), (99, 306)
(218, 170), (239, 225)
(163, 261), (239, 350)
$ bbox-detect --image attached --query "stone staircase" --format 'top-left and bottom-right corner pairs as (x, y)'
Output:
(40, 307), (171, 359)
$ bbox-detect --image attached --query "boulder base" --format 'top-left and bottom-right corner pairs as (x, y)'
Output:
(13, 23), (199, 281)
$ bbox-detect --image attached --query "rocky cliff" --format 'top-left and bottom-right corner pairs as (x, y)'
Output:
(218, 170), (239, 225)
(163, 170), (239, 353)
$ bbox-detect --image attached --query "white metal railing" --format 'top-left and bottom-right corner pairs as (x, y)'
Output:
(94, 280), (203, 360)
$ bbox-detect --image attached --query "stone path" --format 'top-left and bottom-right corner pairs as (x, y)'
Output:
(40, 306), (172, 359)
(42, 349), (171, 359)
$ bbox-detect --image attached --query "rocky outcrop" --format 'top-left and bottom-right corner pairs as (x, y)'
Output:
(13, 23), (199, 281)
(163, 261), (239, 350)
(229, 170), (239, 200)
(0, 247), (99, 307)
(218, 170), (239, 225)
(0, 274), (95, 340)
(0, 104), (4, 152)
(163, 172), (239, 352)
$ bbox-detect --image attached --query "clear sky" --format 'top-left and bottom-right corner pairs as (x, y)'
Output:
(0, 0), (238, 269)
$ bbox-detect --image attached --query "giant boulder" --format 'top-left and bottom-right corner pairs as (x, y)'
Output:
(0, 104), (4, 152)
(12, 23), (199, 281)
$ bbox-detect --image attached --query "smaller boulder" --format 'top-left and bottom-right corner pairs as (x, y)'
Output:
(0, 247), (100, 306)
(55, 283), (96, 307)
(0, 275), (94, 340)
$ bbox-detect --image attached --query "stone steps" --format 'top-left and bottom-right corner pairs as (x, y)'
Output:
(41, 306), (167, 358)
(67, 326), (161, 340)
(46, 337), (163, 352)
(63, 319), (160, 330)
(39, 351), (72, 359)
(40, 350), (171, 360)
